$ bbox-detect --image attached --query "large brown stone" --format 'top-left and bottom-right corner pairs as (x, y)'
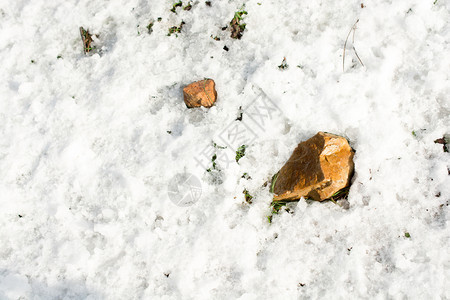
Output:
(273, 132), (354, 202)
(183, 79), (217, 108)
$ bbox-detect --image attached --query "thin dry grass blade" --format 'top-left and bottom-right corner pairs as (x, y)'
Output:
(343, 19), (359, 72)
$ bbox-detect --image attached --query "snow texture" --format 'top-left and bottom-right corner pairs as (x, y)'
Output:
(0, 0), (449, 299)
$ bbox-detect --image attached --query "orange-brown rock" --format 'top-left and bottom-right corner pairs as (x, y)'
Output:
(273, 132), (354, 202)
(183, 79), (217, 108)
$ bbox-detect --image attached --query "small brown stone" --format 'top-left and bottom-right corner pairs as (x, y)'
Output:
(183, 79), (217, 108)
(273, 132), (354, 202)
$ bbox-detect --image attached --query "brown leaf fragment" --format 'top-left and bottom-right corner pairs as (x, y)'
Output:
(79, 27), (93, 54)
(434, 137), (449, 152)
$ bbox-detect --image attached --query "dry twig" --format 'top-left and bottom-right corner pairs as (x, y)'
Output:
(343, 19), (364, 71)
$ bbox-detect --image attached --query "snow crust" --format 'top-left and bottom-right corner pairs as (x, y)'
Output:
(0, 0), (449, 298)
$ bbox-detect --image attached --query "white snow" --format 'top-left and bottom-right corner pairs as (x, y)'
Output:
(0, 0), (449, 299)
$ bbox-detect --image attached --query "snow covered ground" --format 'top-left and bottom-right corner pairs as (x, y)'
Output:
(0, 0), (449, 299)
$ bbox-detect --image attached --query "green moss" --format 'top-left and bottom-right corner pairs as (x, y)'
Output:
(267, 200), (288, 223)
(170, 1), (183, 13)
(184, 2), (192, 10)
(241, 173), (251, 179)
(206, 153), (217, 172)
(147, 22), (154, 34)
(278, 57), (288, 70)
(243, 189), (253, 204)
(230, 7), (248, 39)
(235, 145), (247, 162)
(168, 21), (185, 36)
(212, 142), (226, 149)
